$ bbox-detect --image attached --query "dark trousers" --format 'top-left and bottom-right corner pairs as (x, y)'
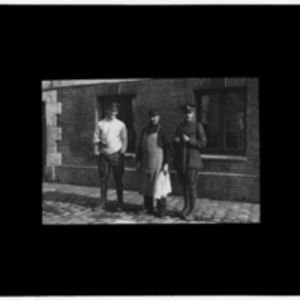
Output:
(144, 196), (154, 213)
(177, 169), (199, 217)
(97, 152), (124, 204)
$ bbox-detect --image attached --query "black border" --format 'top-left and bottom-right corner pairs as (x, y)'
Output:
(3, 3), (299, 296)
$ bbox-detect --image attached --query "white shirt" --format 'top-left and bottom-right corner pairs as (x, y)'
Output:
(93, 117), (127, 155)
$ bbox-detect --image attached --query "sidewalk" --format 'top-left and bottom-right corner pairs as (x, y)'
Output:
(42, 182), (260, 224)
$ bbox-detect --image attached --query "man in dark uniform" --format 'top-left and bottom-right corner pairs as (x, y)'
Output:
(93, 102), (128, 211)
(173, 104), (207, 221)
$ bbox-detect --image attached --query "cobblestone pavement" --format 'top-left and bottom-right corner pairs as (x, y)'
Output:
(42, 183), (260, 224)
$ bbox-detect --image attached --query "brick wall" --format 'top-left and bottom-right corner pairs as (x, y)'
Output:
(56, 85), (98, 167)
(45, 78), (260, 202)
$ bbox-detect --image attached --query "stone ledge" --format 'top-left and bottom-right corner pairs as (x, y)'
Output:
(201, 155), (247, 161)
(121, 152), (248, 161)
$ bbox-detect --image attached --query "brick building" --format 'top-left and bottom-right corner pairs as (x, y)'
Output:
(42, 78), (260, 203)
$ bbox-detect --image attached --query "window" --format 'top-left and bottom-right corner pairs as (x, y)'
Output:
(195, 87), (247, 155)
(97, 94), (135, 153)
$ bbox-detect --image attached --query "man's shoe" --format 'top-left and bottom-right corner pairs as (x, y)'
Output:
(98, 200), (106, 210)
(116, 202), (124, 211)
(158, 198), (167, 218)
(91, 199), (105, 211)
(146, 209), (154, 215)
(181, 206), (189, 218)
(181, 192), (190, 218)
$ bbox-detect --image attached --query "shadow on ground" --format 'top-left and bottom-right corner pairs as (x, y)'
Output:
(42, 191), (183, 219)
(43, 191), (144, 214)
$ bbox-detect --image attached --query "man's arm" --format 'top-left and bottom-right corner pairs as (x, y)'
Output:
(136, 128), (145, 162)
(160, 127), (170, 166)
(173, 124), (181, 147)
(120, 124), (128, 154)
(188, 123), (207, 149)
(93, 123), (101, 155)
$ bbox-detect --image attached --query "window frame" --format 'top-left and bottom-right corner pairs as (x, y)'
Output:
(195, 87), (247, 156)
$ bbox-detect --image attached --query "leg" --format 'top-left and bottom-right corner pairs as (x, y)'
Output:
(147, 196), (154, 214)
(95, 155), (110, 210)
(186, 169), (199, 220)
(156, 198), (161, 212)
(158, 197), (166, 218)
(177, 170), (189, 218)
(99, 180), (108, 210)
(144, 196), (149, 212)
(143, 196), (153, 214)
(112, 153), (125, 209)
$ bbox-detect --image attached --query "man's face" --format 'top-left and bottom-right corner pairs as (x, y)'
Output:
(184, 110), (195, 122)
(107, 109), (118, 119)
(150, 114), (160, 125)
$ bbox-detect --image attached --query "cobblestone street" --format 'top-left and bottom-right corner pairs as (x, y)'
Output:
(42, 183), (260, 224)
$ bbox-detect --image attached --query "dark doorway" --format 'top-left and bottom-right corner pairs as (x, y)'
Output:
(42, 102), (46, 178)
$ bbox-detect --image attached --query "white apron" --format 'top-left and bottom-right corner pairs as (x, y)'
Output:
(139, 126), (163, 197)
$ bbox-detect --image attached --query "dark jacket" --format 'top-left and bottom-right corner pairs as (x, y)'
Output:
(173, 121), (207, 171)
(136, 123), (170, 165)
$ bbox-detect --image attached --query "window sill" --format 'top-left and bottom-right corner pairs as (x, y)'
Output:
(202, 154), (247, 161)
(124, 153), (247, 161)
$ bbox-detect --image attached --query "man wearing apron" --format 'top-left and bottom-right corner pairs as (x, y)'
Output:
(93, 102), (128, 211)
(173, 104), (207, 221)
(136, 109), (170, 217)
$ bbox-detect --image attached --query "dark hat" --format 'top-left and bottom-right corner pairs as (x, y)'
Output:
(179, 104), (196, 113)
(148, 108), (160, 116)
(107, 102), (120, 112)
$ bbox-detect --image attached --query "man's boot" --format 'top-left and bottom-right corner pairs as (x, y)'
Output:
(94, 181), (106, 210)
(116, 180), (124, 211)
(147, 196), (154, 215)
(156, 199), (161, 216)
(158, 198), (167, 218)
(181, 189), (190, 219)
(186, 189), (198, 221)
(143, 196), (149, 213)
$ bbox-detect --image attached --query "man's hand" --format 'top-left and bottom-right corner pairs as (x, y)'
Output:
(162, 164), (169, 175)
(94, 145), (100, 155)
(174, 137), (181, 143)
(100, 141), (108, 148)
(182, 134), (190, 142)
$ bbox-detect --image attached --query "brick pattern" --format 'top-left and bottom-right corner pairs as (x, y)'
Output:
(56, 86), (97, 167)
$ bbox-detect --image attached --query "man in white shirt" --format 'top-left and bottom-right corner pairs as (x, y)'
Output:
(93, 102), (128, 211)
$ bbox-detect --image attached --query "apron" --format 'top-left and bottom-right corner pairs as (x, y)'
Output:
(139, 126), (163, 197)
